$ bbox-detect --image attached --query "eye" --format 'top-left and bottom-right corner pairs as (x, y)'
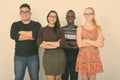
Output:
(49, 15), (57, 18)
(20, 11), (30, 14)
(83, 13), (94, 16)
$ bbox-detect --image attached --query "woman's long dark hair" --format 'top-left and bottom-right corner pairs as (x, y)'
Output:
(47, 10), (62, 38)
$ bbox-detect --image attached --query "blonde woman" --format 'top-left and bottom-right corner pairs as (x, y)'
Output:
(76, 7), (104, 80)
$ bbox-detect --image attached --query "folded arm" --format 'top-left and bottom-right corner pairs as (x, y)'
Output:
(39, 40), (60, 49)
(18, 31), (35, 41)
(84, 29), (104, 48)
(77, 27), (91, 48)
(64, 41), (78, 48)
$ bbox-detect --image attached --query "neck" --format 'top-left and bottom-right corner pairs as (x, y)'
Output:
(22, 20), (31, 24)
(67, 23), (76, 28)
(67, 22), (74, 25)
(48, 23), (54, 27)
(85, 21), (93, 26)
(84, 22), (95, 29)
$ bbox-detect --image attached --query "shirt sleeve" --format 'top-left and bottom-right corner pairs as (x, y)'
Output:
(37, 28), (43, 47)
(10, 22), (20, 40)
(32, 22), (41, 39)
(59, 29), (65, 48)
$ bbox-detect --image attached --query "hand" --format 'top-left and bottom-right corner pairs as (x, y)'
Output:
(72, 46), (78, 49)
(42, 41), (46, 44)
(30, 38), (35, 40)
(84, 39), (94, 44)
(19, 31), (25, 34)
(83, 39), (89, 43)
(58, 39), (61, 42)
(83, 39), (92, 43)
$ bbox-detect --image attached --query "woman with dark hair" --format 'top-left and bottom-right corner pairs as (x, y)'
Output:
(37, 10), (66, 80)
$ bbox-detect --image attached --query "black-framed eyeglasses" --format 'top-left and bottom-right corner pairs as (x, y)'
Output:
(66, 16), (75, 18)
(83, 13), (94, 16)
(49, 15), (57, 18)
(20, 11), (30, 14)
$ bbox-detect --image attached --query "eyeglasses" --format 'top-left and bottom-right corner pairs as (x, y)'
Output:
(83, 13), (94, 16)
(66, 16), (75, 18)
(49, 15), (57, 18)
(20, 11), (30, 15)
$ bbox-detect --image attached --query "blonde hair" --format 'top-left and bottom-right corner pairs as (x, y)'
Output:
(85, 7), (100, 29)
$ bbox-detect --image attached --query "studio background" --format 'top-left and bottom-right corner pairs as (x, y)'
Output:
(0, 0), (120, 80)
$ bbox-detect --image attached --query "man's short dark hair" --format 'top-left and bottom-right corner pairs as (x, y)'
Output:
(66, 9), (75, 16)
(20, 3), (31, 11)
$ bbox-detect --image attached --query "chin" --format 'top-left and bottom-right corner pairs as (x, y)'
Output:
(22, 19), (30, 21)
(50, 22), (55, 24)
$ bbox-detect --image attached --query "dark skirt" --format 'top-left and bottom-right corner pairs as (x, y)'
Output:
(43, 48), (66, 75)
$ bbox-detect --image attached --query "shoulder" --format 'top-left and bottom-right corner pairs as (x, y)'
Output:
(59, 28), (64, 32)
(97, 27), (103, 34)
(95, 25), (102, 31)
(62, 25), (78, 28)
(30, 20), (41, 25)
(42, 26), (48, 29)
(77, 25), (83, 30)
(40, 26), (48, 30)
(11, 21), (22, 27)
(61, 25), (68, 28)
(30, 20), (41, 27)
(15, 21), (21, 23)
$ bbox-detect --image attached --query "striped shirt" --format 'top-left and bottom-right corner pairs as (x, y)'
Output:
(62, 25), (77, 41)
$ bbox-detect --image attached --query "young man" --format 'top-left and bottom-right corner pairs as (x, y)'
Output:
(10, 3), (41, 80)
(62, 10), (79, 80)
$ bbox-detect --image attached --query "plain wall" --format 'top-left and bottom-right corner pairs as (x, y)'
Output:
(0, 0), (120, 80)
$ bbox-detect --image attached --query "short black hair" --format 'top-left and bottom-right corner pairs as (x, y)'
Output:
(20, 3), (31, 11)
(66, 9), (75, 16)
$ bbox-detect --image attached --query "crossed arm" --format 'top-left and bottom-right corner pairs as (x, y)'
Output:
(19, 31), (34, 41)
(39, 40), (60, 49)
(64, 41), (78, 48)
(37, 28), (65, 49)
(77, 27), (104, 48)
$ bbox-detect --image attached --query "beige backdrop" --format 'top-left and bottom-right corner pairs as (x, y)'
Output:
(0, 0), (120, 80)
